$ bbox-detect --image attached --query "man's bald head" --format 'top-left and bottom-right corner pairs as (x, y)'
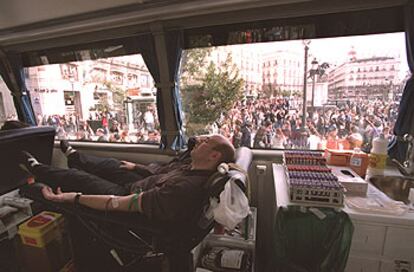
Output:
(210, 134), (236, 164)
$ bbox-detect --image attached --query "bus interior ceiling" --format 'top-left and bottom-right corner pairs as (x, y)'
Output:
(0, 0), (408, 51)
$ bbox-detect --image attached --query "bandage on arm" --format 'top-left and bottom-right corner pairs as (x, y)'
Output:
(77, 193), (143, 213)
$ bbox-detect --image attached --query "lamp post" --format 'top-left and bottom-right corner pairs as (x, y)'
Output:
(388, 80), (394, 101)
(302, 40), (311, 130)
(310, 58), (318, 109)
(68, 73), (76, 107)
(68, 73), (78, 132)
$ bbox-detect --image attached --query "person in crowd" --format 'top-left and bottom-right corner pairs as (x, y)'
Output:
(240, 121), (252, 148)
(232, 125), (242, 148)
(109, 120), (120, 134)
(272, 128), (287, 149)
(96, 128), (108, 142)
(219, 122), (232, 139)
(109, 132), (121, 142)
(346, 126), (363, 150)
(21, 134), (235, 226)
(306, 126), (322, 150)
(55, 119), (67, 140)
(79, 121), (94, 137)
(326, 125), (340, 149)
(382, 126), (391, 139)
(143, 106), (155, 132)
(253, 125), (267, 149)
(263, 120), (274, 149)
(101, 113), (109, 135)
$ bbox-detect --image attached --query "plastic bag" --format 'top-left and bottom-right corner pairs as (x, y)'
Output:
(213, 177), (250, 230)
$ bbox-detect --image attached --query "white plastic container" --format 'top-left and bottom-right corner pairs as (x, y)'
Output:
(366, 134), (388, 179)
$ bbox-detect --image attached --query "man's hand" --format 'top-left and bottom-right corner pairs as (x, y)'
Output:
(119, 160), (136, 170)
(42, 186), (78, 203)
(120, 161), (153, 175)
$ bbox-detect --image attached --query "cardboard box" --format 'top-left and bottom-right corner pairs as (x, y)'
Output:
(325, 149), (352, 166)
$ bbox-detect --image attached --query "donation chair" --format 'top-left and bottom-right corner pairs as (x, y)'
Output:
(19, 140), (253, 272)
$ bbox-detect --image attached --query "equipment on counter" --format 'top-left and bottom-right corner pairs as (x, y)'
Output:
(283, 151), (344, 207)
(330, 167), (368, 196)
(0, 190), (33, 241)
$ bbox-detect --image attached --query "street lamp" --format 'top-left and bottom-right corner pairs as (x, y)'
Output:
(68, 72), (78, 132)
(310, 58), (319, 109)
(68, 71), (76, 105)
(302, 40), (311, 130)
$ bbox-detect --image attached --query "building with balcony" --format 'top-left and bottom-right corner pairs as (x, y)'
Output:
(210, 45), (262, 97)
(328, 48), (401, 102)
(262, 50), (303, 97)
(25, 55), (154, 120)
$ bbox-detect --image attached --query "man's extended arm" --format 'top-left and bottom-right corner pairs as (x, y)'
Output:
(41, 186), (143, 213)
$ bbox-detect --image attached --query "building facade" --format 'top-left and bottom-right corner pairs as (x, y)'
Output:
(328, 49), (401, 102)
(210, 45), (262, 97)
(0, 77), (18, 124)
(25, 55), (155, 121)
(262, 50), (303, 97)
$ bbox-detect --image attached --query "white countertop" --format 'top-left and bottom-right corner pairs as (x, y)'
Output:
(272, 164), (414, 227)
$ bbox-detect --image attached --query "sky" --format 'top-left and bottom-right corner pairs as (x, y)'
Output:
(254, 32), (410, 78)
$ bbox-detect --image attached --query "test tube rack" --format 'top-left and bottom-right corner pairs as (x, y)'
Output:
(283, 151), (344, 207)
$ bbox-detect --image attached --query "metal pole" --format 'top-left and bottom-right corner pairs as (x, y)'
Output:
(71, 81), (79, 132)
(311, 75), (316, 109)
(302, 44), (309, 130)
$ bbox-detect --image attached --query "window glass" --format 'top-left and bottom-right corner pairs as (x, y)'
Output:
(0, 76), (18, 127)
(180, 33), (410, 152)
(27, 55), (159, 144)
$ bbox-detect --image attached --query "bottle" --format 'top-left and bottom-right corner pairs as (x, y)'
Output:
(349, 148), (369, 178)
(366, 134), (388, 179)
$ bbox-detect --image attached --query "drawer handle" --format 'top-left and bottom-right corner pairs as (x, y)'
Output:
(365, 235), (368, 244)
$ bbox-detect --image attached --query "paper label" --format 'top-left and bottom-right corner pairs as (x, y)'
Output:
(369, 153), (387, 168)
(350, 157), (362, 167)
(221, 249), (244, 269)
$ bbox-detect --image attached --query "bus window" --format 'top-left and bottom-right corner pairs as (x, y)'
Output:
(26, 55), (160, 144)
(179, 33), (409, 152)
(0, 76), (18, 127)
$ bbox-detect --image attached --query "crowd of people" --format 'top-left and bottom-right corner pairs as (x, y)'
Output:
(208, 97), (399, 153)
(35, 106), (161, 144)
(2, 96), (399, 152)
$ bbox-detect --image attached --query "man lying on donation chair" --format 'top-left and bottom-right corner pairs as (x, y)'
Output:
(22, 134), (233, 216)
(19, 134), (251, 269)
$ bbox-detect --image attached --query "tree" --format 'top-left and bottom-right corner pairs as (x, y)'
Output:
(103, 81), (126, 112)
(180, 50), (244, 134)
